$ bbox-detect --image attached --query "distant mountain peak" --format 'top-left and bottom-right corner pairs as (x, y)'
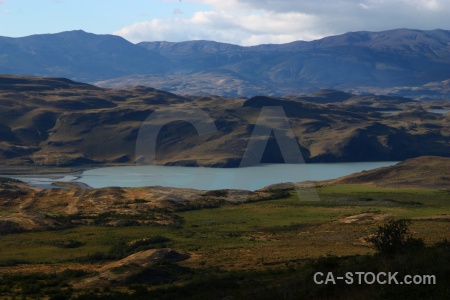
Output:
(59, 29), (89, 34)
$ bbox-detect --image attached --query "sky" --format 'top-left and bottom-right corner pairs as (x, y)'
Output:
(1, 0), (450, 46)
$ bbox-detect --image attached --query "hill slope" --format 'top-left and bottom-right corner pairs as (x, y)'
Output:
(1, 75), (450, 167)
(328, 156), (450, 189)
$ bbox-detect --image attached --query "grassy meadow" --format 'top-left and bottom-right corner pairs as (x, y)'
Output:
(0, 185), (448, 265)
(0, 184), (448, 299)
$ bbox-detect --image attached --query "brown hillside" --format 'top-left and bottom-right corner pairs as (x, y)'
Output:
(1, 75), (450, 167)
(0, 177), (277, 232)
(328, 156), (450, 189)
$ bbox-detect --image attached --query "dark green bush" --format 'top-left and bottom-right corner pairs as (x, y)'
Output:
(365, 219), (424, 255)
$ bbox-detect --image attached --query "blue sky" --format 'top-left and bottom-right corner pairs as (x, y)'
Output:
(1, 0), (450, 45)
(0, 0), (209, 37)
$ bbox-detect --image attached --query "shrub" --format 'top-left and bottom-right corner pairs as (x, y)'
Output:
(365, 219), (424, 255)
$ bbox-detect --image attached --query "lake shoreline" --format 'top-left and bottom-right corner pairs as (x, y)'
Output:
(0, 159), (402, 175)
(2, 161), (400, 191)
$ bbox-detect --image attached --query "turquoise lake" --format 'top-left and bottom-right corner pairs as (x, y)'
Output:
(9, 162), (398, 191)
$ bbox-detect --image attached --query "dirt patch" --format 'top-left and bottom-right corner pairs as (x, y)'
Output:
(72, 248), (189, 289)
(339, 213), (392, 224)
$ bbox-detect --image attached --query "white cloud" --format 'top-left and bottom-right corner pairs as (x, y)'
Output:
(193, 0), (449, 13)
(115, 0), (450, 45)
(115, 10), (326, 45)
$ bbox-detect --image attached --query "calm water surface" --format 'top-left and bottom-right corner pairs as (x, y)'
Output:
(9, 162), (398, 191)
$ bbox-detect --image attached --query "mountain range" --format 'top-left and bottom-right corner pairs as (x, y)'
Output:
(1, 29), (450, 98)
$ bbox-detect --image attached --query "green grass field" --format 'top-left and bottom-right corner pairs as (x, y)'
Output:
(0, 185), (448, 299)
(0, 185), (448, 269)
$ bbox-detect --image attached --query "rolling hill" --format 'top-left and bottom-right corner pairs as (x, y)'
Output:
(1, 75), (450, 167)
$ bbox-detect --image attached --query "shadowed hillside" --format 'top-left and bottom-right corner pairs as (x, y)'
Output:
(1, 75), (450, 167)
